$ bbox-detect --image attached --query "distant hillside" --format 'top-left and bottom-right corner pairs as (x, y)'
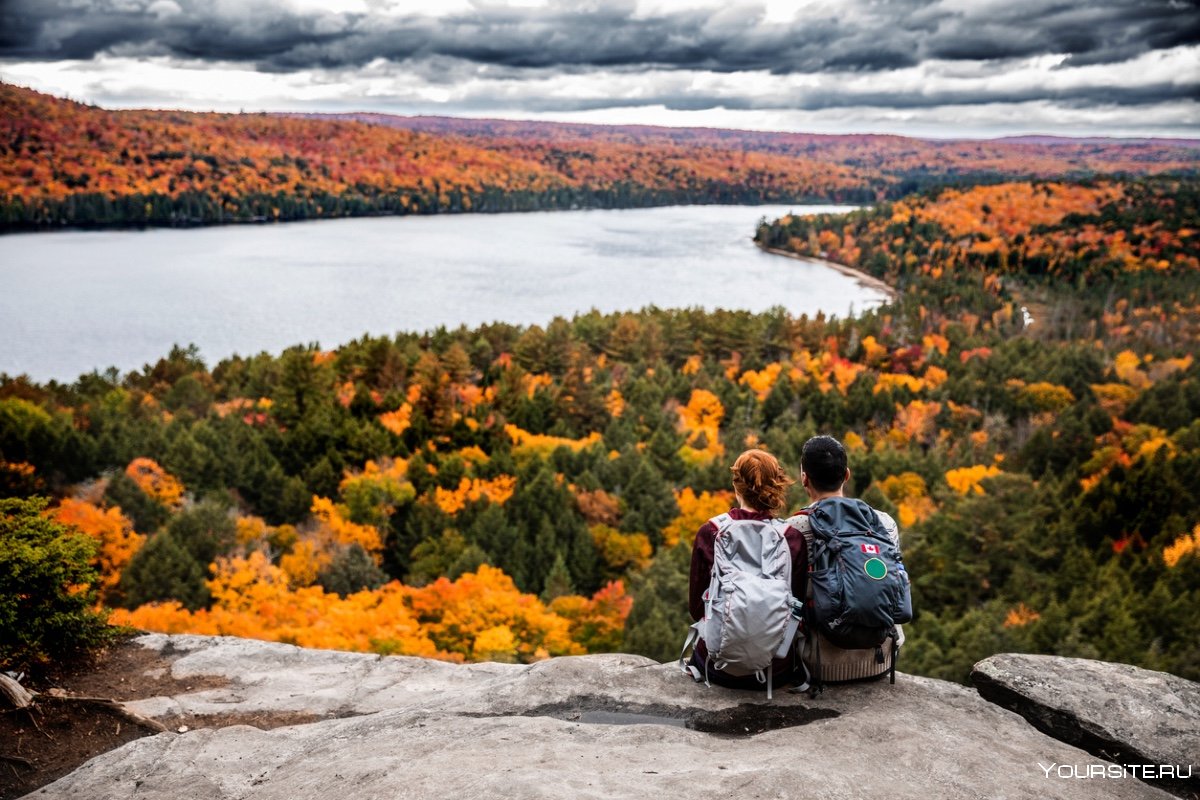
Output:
(994, 134), (1200, 146)
(301, 111), (1200, 180)
(2, 82), (1198, 230)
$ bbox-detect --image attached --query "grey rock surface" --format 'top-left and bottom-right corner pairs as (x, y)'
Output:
(973, 654), (1199, 797)
(25, 635), (1177, 799)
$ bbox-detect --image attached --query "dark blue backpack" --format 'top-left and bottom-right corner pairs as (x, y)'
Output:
(807, 497), (913, 680)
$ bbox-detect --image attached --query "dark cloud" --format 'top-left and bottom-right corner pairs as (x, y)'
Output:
(2, 0), (1197, 76)
(435, 80), (1199, 114)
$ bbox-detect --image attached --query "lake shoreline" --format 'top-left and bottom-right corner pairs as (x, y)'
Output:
(0, 198), (860, 237)
(1, 205), (886, 381)
(756, 242), (898, 302)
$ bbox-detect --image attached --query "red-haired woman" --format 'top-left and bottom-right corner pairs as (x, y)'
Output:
(684, 448), (806, 689)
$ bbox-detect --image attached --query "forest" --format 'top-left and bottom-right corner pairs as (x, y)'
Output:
(2, 172), (1197, 683)
(2, 82), (1199, 230)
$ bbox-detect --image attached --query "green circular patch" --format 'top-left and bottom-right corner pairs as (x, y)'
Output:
(864, 558), (888, 580)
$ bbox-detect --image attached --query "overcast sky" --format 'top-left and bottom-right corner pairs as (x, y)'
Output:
(2, 0), (1198, 139)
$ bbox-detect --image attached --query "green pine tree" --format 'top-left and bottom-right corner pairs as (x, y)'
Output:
(119, 531), (210, 611)
(623, 543), (691, 663)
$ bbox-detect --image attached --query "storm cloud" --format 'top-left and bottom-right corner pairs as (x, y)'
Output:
(3, 0), (1198, 75)
(1, 0), (1197, 136)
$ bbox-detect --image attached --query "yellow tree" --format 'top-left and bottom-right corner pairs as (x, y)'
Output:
(662, 488), (734, 546)
(590, 524), (652, 575)
(407, 565), (583, 662)
(125, 457), (185, 507)
(549, 580), (634, 652)
(944, 465), (1002, 496)
(677, 389), (725, 465)
(1163, 524), (1200, 568)
(877, 472), (937, 527)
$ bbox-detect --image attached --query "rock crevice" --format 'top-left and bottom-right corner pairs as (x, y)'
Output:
(972, 654), (1199, 799)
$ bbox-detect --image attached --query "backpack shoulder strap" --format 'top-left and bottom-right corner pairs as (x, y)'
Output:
(709, 512), (734, 534)
(717, 513), (790, 543)
(873, 508), (901, 546)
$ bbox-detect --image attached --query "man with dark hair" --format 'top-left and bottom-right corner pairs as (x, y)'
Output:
(788, 434), (906, 685)
(800, 434), (849, 495)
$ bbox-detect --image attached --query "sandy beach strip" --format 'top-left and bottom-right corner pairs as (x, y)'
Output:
(757, 242), (898, 301)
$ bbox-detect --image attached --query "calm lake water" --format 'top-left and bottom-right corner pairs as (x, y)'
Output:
(0, 205), (886, 382)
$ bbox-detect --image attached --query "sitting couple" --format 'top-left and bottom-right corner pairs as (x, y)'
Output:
(685, 435), (907, 692)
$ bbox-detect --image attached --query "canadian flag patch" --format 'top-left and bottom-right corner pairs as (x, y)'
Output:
(861, 544), (880, 554)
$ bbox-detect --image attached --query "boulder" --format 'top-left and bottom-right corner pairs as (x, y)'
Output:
(23, 635), (1175, 799)
(972, 654), (1199, 798)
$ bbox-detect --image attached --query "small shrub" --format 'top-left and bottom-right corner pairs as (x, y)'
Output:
(0, 496), (114, 671)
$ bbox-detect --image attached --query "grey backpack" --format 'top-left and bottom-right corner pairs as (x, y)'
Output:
(679, 514), (803, 699)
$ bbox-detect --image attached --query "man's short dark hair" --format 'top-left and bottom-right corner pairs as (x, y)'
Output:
(801, 435), (848, 492)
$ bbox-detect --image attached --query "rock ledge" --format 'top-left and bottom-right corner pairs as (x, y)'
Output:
(23, 636), (1182, 800)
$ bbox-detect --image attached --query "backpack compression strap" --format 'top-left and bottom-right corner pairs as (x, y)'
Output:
(679, 623), (706, 684)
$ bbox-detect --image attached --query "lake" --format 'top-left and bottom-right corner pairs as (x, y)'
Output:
(0, 205), (887, 382)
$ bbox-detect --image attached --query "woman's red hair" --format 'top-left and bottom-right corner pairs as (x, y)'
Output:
(730, 449), (794, 514)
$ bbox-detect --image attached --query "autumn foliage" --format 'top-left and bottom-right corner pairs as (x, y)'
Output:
(4, 82), (1198, 230)
(110, 560), (622, 664)
(51, 498), (143, 596)
(125, 458), (184, 507)
(4, 171), (1198, 683)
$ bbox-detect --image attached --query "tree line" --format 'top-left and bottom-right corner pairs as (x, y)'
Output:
(3, 82), (1196, 231)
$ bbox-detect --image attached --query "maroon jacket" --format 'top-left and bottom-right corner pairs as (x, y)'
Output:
(688, 508), (808, 673)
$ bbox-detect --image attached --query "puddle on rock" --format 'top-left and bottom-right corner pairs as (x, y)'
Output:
(505, 696), (838, 738)
(688, 704), (839, 736)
